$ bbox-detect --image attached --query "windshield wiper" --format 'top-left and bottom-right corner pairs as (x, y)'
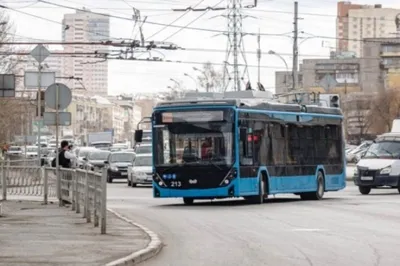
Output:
(380, 148), (395, 157)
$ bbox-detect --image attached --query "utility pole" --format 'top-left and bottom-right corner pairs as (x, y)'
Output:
(37, 64), (42, 166)
(292, 1), (299, 91)
(257, 29), (261, 84)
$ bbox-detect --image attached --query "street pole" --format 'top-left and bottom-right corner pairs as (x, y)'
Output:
(55, 84), (61, 206)
(292, 1), (299, 91)
(37, 64), (42, 166)
(257, 29), (261, 84)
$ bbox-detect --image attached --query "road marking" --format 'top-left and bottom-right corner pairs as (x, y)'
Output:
(291, 228), (328, 232)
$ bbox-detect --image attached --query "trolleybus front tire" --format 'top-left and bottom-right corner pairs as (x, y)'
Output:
(183, 198), (194, 205)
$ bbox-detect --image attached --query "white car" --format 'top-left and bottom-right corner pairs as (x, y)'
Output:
(6, 146), (23, 156)
(76, 147), (98, 168)
(134, 143), (152, 155)
(127, 153), (152, 187)
(23, 146), (39, 158)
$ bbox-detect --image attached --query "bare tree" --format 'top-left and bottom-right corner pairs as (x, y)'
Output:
(349, 98), (373, 141)
(370, 89), (400, 133)
(0, 11), (26, 143)
(195, 62), (224, 92)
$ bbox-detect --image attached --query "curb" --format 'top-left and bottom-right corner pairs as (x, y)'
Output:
(105, 208), (163, 266)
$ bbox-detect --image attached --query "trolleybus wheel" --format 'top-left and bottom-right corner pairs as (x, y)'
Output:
(301, 171), (325, 200)
(183, 198), (194, 205)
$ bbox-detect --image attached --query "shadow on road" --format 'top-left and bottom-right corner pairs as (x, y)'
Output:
(151, 197), (342, 209)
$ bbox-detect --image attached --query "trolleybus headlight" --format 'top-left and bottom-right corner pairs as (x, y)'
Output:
(380, 167), (391, 175)
(153, 173), (167, 187)
(219, 168), (237, 186)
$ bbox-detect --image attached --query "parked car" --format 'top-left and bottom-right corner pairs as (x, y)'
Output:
(105, 151), (136, 183)
(83, 150), (111, 172)
(346, 141), (372, 163)
(127, 153), (152, 187)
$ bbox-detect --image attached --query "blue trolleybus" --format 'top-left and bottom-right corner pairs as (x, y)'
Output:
(135, 91), (346, 204)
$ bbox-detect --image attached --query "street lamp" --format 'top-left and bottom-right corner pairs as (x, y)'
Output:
(268, 50), (290, 89)
(184, 73), (198, 91)
(169, 78), (181, 88)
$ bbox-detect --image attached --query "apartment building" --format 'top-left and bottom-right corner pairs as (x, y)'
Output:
(336, 2), (400, 56)
(62, 9), (110, 96)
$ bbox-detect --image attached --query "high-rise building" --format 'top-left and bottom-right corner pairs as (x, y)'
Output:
(336, 1), (363, 53)
(62, 8), (110, 96)
(336, 2), (400, 56)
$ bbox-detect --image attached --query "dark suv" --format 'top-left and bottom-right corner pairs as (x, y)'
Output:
(105, 151), (136, 183)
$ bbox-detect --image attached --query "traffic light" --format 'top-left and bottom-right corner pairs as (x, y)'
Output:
(329, 94), (340, 108)
(36, 90), (45, 117)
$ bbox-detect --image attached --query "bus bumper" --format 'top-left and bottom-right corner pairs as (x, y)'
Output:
(153, 183), (237, 199)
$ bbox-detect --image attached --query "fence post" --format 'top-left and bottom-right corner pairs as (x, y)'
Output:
(57, 167), (62, 207)
(100, 168), (107, 234)
(6, 159), (10, 188)
(71, 170), (76, 211)
(76, 171), (80, 214)
(43, 168), (48, 205)
(93, 172), (99, 227)
(85, 169), (91, 223)
(1, 161), (6, 201)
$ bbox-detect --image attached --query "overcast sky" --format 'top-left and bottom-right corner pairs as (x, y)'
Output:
(4, 0), (400, 95)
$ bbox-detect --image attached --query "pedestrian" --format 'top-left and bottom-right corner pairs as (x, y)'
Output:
(54, 140), (77, 205)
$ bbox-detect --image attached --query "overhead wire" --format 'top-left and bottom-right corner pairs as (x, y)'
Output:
(161, 0), (224, 42)
(144, 0), (205, 41)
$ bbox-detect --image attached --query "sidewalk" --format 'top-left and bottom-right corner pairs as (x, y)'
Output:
(0, 200), (150, 266)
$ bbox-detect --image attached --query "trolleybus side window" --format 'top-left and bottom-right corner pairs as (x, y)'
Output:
(239, 120), (254, 166)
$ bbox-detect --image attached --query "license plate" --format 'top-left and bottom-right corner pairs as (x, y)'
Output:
(121, 172), (128, 176)
(361, 176), (373, 181)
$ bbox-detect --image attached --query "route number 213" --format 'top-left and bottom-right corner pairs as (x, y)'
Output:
(170, 181), (182, 187)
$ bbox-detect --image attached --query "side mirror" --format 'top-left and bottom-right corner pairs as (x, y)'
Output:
(83, 157), (87, 161)
(104, 161), (108, 164)
(135, 130), (143, 143)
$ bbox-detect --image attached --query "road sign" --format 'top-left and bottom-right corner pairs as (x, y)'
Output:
(44, 83), (72, 110)
(0, 74), (15, 97)
(319, 74), (337, 92)
(43, 112), (72, 126)
(24, 71), (55, 87)
(30, 44), (50, 63)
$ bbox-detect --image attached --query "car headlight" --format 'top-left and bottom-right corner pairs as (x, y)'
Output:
(353, 168), (358, 176)
(110, 165), (118, 171)
(380, 167), (391, 175)
(134, 171), (147, 178)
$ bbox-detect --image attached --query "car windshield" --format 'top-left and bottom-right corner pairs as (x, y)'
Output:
(9, 147), (21, 151)
(364, 141), (400, 159)
(135, 156), (152, 166)
(136, 145), (152, 154)
(154, 121), (234, 166)
(110, 153), (135, 163)
(88, 151), (110, 160)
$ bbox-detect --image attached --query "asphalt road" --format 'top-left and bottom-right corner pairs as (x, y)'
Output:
(108, 178), (400, 266)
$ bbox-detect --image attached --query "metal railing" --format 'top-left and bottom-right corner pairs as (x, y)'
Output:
(1, 159), (107, 234)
